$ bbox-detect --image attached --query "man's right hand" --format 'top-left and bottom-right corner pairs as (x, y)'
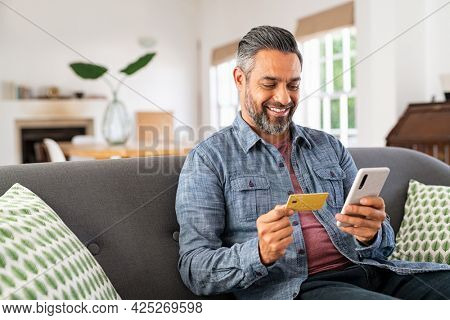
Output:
(257, 205), (295, 266)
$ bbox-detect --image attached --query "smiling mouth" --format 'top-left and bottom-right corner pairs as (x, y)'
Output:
(266, 105), (291, 116)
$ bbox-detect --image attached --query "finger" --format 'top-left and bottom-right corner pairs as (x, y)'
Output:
(343, 205), (386, 221)
(273, 224), (294, 240)
(261, 206), (294, 223)
(339, 226), (377, 240)
(335, 213), (381, 229)
(269, 216), (292, 233)
(278, 235), (294, 249)
(359, 196), (385, 210)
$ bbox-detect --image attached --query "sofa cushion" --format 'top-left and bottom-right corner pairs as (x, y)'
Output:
(390, 179), (449, 264)
(0, 183), (120, 300)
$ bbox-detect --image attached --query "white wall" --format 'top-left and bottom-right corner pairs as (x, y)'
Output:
(356, 0), (449, 146)
(425, 0), (450, 102)
(0, 0), (199, 130)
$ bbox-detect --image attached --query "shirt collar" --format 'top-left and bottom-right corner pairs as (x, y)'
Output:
(232, 112), (312, 153)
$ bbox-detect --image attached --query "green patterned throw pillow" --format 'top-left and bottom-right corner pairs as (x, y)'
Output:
(0, 183), (120, 300)
(390, 179), (449, 264)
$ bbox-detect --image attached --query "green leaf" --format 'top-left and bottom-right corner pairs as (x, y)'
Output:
(52, 247), (63, 260)
(54, 269), (65, 285)
(34, 254), (48, 269)
(0, 227), (14, 240)
(11, 266), (27, 281)
(69, 261), (79, 277)
(21, 239), (36, 251)
(24, 259), (38, 275)
(62, 290), (70, 300)
(62, 265), (73, 281)
(19, 208), (31, 215)
(70, 285), (80, 300)
(415, 252), (423, 262)
(77, 282), (86, 299)
(0, 253), (6, 268)
(24, 287), (37, 300)
(13, 242), (28, 255)
(43, 251), (57, 264)
(31, 236), (46, 248)
(5, 247), (18, 261)
(83, 278), (92, 296)
(120, 52), (156, 76)
(35, 279), (48, 296)
(45, 274), (58, 290)
(0, 273), (16, 288)
(429, 230), (436, 239)
(69, 62), (108, 80)
(431, 241), (439, 251)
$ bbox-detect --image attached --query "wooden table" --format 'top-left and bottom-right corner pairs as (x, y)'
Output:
(59, 141), (192, 160)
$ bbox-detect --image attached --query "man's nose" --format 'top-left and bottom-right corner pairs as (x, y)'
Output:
(273, 86), (292, 105)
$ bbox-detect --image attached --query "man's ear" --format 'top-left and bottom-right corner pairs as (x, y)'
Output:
(233, 67), (246, 90)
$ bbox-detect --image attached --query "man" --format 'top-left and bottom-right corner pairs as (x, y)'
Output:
(176, 26), (450, 299)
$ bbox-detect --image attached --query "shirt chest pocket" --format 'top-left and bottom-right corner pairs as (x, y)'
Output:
(313, 164), (346, 209)
(230, 176), (271, 222)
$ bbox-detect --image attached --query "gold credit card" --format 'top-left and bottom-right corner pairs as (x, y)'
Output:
(286, 193), (329, 211)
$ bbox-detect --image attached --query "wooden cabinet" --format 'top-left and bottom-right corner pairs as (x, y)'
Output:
(386, 102), (450, 164)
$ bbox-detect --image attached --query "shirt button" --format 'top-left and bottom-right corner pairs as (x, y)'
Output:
(297, 248), (305, 255)
(248, 181), (254, 188)
(330, 171), (335, 177)
(293, 292), (298, 298)
(278, 162), (285, 168)
(287, 190), (294, 195)
(292, 221), (299, 226)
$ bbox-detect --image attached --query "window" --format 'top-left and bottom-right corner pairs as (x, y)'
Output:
(297, 27), (357, 146)
(210, 59), (239, 128)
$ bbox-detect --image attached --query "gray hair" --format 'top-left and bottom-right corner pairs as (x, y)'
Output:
(237, 25), (303, 76)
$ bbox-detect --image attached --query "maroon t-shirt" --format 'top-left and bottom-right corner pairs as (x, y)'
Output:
(273, 136), (352, 275)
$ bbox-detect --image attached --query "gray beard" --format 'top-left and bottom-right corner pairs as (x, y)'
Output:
(244, 87), (295, 135)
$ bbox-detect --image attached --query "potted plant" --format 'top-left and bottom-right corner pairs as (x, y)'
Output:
(69, 52), (156, 145)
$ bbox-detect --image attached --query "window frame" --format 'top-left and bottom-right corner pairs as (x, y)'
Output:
(298, 26), (357, 146)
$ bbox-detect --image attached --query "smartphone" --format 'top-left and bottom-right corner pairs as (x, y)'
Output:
(336, 167), (390, 227)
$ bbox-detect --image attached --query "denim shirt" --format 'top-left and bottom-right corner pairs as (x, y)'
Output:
(176, 113), (450, 300)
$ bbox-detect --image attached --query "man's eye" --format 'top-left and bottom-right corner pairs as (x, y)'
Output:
(289, 85), (300, 91)
(262, 84), (276, 89)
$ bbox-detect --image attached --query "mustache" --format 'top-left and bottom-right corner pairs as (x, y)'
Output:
(262, 101), (296, 109)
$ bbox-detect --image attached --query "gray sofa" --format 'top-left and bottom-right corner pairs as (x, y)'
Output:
(0, 147), (449, 299)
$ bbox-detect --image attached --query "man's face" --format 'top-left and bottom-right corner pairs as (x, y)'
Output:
(236, 49), (301, 135)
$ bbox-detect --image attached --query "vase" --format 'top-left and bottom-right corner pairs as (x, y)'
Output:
(102, 95), (131, 145)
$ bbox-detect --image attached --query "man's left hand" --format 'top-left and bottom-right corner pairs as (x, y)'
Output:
(335, 196), (387, 245)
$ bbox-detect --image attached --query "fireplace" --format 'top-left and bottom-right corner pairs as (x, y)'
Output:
(16, 119), (94, 163)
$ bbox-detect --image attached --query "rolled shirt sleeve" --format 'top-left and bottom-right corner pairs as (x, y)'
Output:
(176, 147), (268, 296)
